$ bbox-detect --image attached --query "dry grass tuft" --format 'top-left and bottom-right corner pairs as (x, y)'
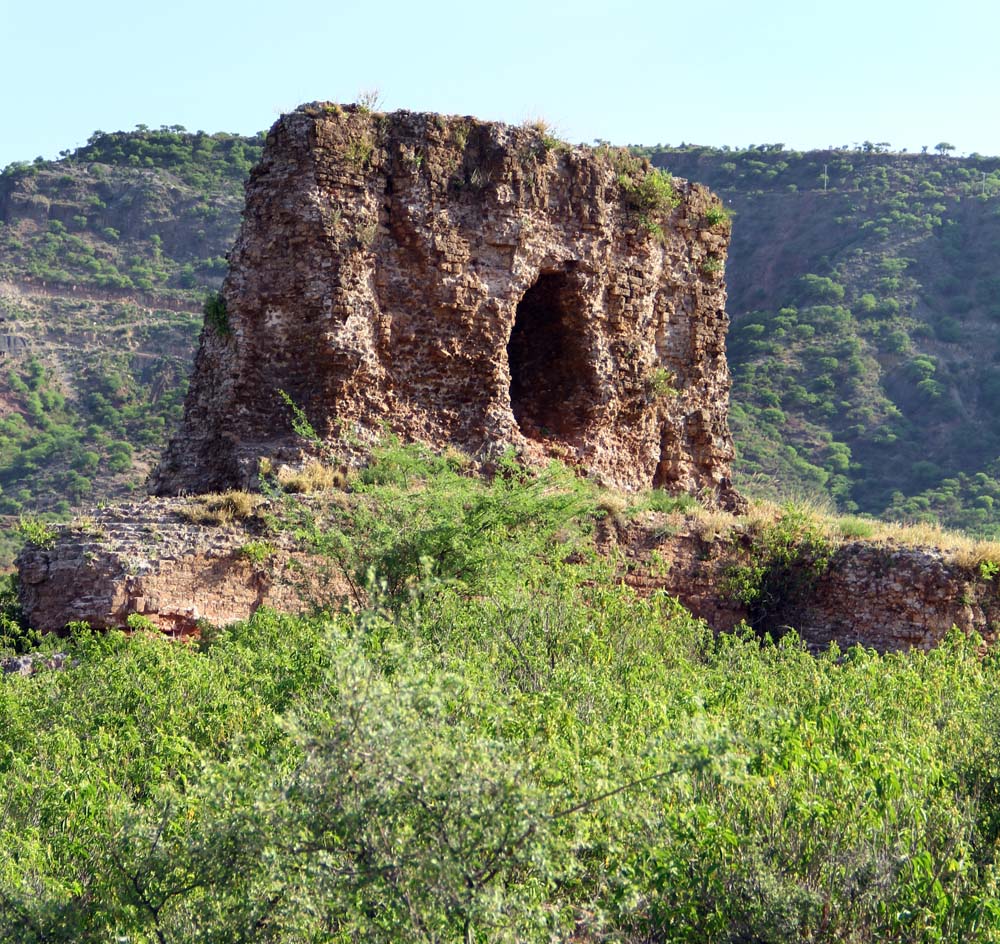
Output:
(70, 515), (107, 539)
(951, 542), (1000, 572)
(276, 461), (346, 494)
(179, 491), (262, 527)
(692, 506), (739, 543)
(596, 490), (630, 526)
(442, 446), (474, 472)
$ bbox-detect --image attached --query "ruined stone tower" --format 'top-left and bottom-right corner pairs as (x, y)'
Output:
(150, 103), (740, 505)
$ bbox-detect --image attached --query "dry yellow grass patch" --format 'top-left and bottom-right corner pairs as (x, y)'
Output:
(179, 491), (262, 527)
(691, 506), (739, 543)
(596, 490), (630, 526)
(441, 446), (474, 471)
(276, 460), (346, 494)
(867, 520), (1000, 571)
(729, 495), (1000, 572)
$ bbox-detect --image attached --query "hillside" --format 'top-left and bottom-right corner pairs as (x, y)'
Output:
(0, 128), (262, 562)
(642, 143), (1000, 534)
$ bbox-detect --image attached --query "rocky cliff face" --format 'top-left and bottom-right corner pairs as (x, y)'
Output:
(150, 104), (741, 505)
(614, 520), (1000, 653)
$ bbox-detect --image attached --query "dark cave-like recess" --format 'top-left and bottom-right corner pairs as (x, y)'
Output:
(507, 272), (592, 439)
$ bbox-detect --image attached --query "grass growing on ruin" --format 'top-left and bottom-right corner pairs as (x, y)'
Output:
(10, 448), (1000, 940)
(178, 490), (261, 526)
(618, 484), (1000, 576)
(274, 459), (346, 493)
(737, 496), (1000, 574)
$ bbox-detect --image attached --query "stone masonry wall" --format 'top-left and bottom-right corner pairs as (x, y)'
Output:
(19, 500), (1000, 651)
(614, 516), (1000, 652)
(150, 104), (741, 506)
(16, 498), (349, 634)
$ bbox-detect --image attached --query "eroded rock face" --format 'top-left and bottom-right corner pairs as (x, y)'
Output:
(16, 498), (346, 634)
(150, 104), (741, 505)
(613, 518), (1000, 652)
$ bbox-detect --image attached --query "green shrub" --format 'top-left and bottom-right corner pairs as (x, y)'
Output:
(644, 367), (679, 400)
(724, 504), (833, 634)
(703, 204), (731, 227)
(344, 134), (374, 167)
(239, 539), (278, 564)
(16, 516), (57, 549)
(798, 274), (845, 303)
(934, 316), (962, 342)
(855, 292), (878, 315)
(125, 612), (158, 632)
(613, 152), (681, 234)
(0, 574), (40, 654)
(623, 167), (681, 215)
(838, 516), (876, 539)
(202, 290), (229, 336)
(645, 489), (699, 513)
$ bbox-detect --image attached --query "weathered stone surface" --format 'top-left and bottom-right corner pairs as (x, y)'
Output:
(16, 498), (349, 634)
(150, 104), (741, 506)
(776, 543), (995, 651)
(2, 652), (69, 676)
(20, 501), (999, 651)
(615, 516), (1000, 652)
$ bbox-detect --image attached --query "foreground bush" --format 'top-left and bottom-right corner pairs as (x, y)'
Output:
(4, 447), (1000, 941)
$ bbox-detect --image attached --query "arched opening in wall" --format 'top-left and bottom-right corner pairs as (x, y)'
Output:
(507, 271), (592, 440)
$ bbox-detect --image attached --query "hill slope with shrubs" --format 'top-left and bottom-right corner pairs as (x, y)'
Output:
(643, 143), (1000, 534)
(0, 127), (263, 562)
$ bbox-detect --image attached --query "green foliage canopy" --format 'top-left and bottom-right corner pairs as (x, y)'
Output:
(4, 449), (1000, 941)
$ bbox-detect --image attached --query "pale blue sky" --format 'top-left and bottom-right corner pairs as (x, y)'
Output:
(3, 0), (998, 169)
